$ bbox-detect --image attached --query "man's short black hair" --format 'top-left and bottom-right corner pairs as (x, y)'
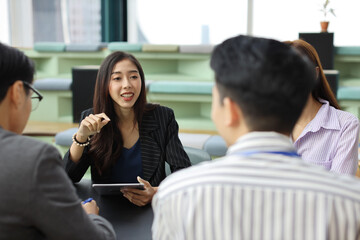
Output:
(211, 35), (316, 133)
(0, 42), (35, 102)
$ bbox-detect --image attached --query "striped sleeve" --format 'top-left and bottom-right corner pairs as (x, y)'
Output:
(330, 115), (359, 175)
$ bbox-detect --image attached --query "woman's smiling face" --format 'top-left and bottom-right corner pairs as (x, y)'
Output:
(108, 59), (142, 111)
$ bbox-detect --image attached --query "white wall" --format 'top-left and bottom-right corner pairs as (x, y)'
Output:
(0, 0), (10, 44)
(252, 0), (360, 46)
(131, 0), (248, 44)
(9, 0), (34, 48)
(131, 0), (360, 46)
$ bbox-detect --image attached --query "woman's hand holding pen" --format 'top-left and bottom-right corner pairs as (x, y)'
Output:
(76, 113), (111, 141)
(121, 176), (158, 207)
(70, 113), (111, 163)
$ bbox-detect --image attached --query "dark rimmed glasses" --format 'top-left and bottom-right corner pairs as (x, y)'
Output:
(22, 81), (43, 111)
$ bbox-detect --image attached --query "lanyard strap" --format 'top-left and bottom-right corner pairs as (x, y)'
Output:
(235, 150), (300, 158)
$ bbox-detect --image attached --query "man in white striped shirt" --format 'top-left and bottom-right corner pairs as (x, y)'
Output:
(152, 35), (360, 240)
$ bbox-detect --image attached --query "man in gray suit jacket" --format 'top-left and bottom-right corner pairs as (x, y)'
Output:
(0, 42), (116, 239)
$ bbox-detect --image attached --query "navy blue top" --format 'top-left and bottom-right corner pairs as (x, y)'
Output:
(111, 139), (143, 183)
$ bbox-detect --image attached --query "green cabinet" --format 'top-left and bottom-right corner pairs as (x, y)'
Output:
(22, 48), (216, 132)
(22, 46), (360, 132)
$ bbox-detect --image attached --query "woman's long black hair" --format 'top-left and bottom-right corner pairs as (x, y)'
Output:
(284, 39), (340, 109)
(89, 51), (151, 174)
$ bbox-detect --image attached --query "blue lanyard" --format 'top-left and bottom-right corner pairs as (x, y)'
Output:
(236, 150), (300, 158)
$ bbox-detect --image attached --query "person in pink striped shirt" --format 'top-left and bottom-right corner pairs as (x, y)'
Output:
(285, 39), (359, 175)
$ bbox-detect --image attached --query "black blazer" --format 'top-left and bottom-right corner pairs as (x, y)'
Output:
(64, 105), (191, 186)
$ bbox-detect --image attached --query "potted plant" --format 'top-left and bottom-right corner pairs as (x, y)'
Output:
(320, 0), (336, 32)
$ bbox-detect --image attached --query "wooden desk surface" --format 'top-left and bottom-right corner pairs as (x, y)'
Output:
(23, 121), (78, 136)
(179, 128), (218, 135)
(22, 121), (217, 136)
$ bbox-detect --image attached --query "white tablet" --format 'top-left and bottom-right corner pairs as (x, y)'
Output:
(92, 183), (145, 195)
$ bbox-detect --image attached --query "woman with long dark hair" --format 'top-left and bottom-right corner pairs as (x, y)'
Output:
(64, 51), (191, 206)
(285, 39), (359, 175)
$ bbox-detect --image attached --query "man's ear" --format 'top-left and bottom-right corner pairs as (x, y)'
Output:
(9, 81), (25, 109)
(223, 97), (243, 127)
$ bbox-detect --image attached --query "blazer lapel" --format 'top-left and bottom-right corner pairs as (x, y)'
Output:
(140, 113), (161, 181)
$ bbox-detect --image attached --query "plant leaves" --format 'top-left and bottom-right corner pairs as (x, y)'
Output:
(330, 8), (336, 17)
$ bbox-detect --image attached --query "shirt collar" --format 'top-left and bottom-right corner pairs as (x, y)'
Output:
(227, 131), (296, 156)
(305, 99), (340, 132)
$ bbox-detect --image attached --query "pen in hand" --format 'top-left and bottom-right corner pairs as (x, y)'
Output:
(82, 197), (93, 205)
(81, 197), (99, 215)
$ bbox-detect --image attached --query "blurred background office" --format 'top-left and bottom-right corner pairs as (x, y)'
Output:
(1, 0), (360, 47)
(1, 0), (360, 168)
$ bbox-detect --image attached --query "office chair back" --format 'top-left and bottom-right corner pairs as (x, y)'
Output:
(165, 146), (211, 176)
